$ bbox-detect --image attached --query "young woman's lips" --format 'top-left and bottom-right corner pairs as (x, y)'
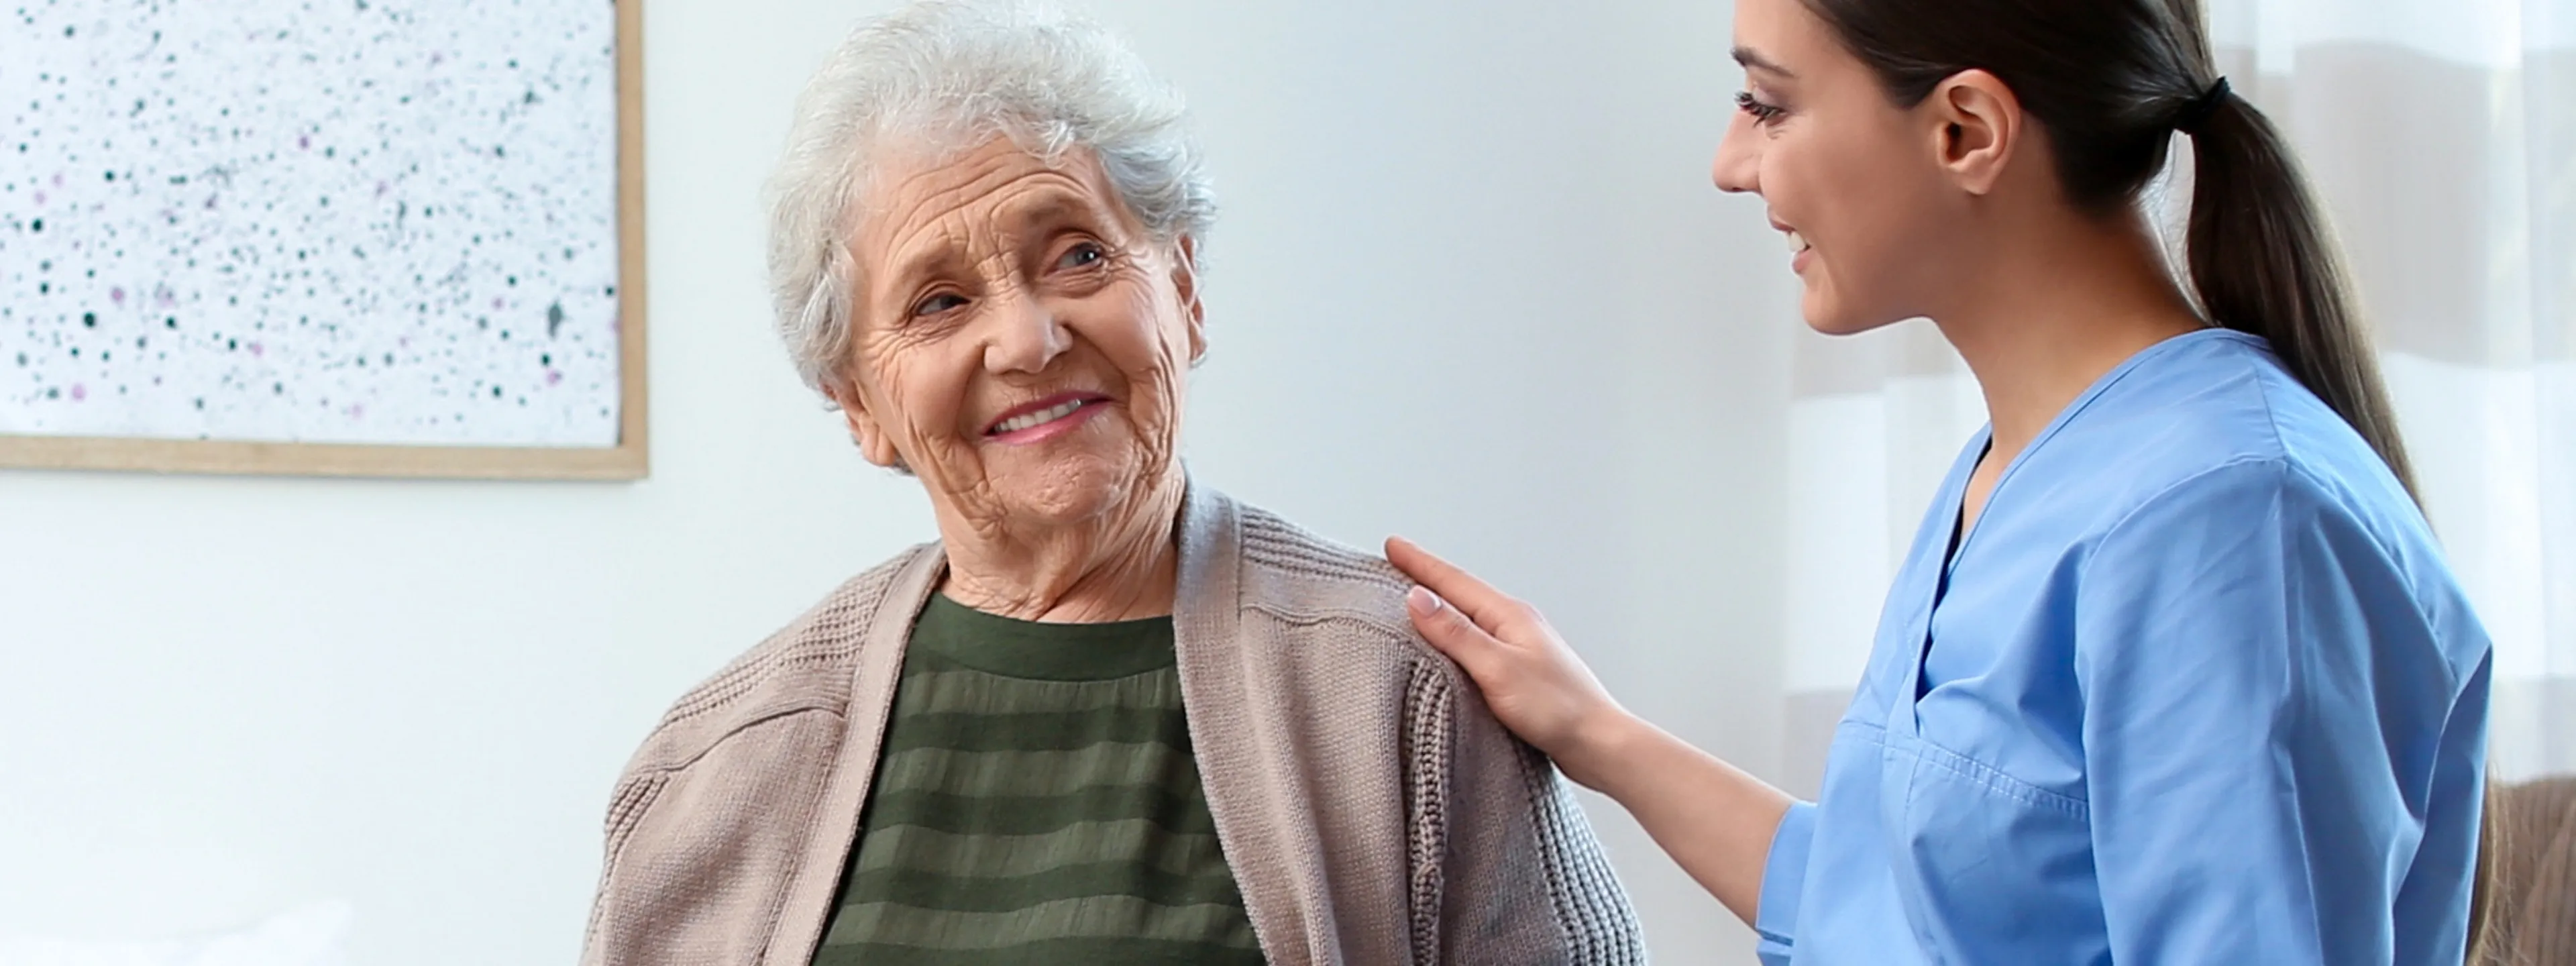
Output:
(983, 392), (1112, 445)
(1780, 223), (1814, 274)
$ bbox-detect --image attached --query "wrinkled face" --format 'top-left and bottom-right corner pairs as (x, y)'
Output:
(833, 136), (1203, 535)
(1711, 0), (1968, 335)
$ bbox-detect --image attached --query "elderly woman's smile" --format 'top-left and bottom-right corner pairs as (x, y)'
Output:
(832, 136), (1204, 606)
(985, 390), (1108, 438)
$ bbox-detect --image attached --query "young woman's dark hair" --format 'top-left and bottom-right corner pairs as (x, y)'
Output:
(1790, 0), (2417, 498)
(1788, 0), (2493, 956)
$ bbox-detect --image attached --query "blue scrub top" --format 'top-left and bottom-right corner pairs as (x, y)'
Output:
(1756, 330), (2492, 965)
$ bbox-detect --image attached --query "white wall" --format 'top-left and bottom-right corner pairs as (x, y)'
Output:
(0, 0), (1796, 961)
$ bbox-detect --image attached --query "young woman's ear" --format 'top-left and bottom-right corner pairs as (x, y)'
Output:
(1926, 69), (2024, 197)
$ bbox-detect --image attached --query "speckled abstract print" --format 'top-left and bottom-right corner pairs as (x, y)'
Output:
(1, 0), (621, 446)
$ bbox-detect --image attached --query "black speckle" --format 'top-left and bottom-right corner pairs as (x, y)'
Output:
(62, 24), (70, 36)
(506, 276), (517, 286)
(194, 398), (205, 410)
(604, 285), (616, 297)
(12, 353), (23, 366)
(226, 338), (237, 350)
(540, 354), (551, 366)
(81, 311), (95, 327)
(30, 218), (41, 232)
(546, 301), (565, 337)
(104, 170), (113, 181)
(45, 387), (58, 399)
(165, 317), (177, 329)
(492, 386), (502, 398)
(274, 382), (284, 394)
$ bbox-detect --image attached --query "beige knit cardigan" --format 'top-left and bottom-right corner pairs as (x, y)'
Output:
(580, 483), (1646, 965)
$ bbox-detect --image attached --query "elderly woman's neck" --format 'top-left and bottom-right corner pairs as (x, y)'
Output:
(933, 485), (1186, 623)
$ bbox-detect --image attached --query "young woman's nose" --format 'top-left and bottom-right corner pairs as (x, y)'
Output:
(1711, 109), (1762, 195)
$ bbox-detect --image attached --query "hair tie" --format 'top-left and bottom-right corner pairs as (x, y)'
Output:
(2174, 77), (2232, 135)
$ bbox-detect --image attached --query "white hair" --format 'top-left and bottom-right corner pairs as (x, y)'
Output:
(765, 0), (1217, 395)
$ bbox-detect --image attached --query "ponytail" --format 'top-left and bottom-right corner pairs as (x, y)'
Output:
(2180, 90), (2421, 500)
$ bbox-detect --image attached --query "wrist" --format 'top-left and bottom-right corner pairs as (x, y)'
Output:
(1554, 702), (1650, 793)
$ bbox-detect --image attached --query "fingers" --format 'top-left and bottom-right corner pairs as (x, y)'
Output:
(1385, 536), (1533, 632)
(1405, 585), (1507, 676)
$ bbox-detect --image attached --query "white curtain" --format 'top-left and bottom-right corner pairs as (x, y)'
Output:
(1777, 0), (2575, 796)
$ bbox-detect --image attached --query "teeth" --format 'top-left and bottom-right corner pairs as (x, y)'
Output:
(994, 398), (1089, 434)
(1787, 230), (1809, 254)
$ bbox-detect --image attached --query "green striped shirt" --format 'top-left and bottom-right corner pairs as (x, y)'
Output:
(813, 594), (1266, 966)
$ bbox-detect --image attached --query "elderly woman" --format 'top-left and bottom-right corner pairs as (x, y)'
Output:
(580, 3), (1642, 964)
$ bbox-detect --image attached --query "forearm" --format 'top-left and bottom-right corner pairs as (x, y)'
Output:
(1570, 709), (1795, 925)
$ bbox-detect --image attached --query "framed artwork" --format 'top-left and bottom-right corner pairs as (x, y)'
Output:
(0, 0), (647, 480)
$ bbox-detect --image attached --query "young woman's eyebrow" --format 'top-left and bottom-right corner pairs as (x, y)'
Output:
(1733, 46), (1796, 79)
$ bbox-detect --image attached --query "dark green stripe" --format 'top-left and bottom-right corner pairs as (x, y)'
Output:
(877, 707), (1185, 755)
(860, 784), (1218, 837)
(820, 896), (1259, 951)
(814, 936), (1265, 966)
(887, 667), (1184, 716)
(839, 860), (1248, 912)
(871, 743), (1198, 799)
(847, 820), (1229, 879)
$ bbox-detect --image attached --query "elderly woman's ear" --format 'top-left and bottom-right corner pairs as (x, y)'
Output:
(1175, 234), (1207, 367)
(823, 379), (908, 471)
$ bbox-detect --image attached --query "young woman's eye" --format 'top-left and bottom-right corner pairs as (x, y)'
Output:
(1055, 242), (1106, 270)
(1735, 90), (1788, 125)
(911, 292), (967, 317)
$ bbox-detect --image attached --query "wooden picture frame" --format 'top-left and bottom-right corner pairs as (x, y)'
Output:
(0, 1), (648, 481)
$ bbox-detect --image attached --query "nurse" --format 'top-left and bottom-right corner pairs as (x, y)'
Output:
(1385, 0), (2497, 963)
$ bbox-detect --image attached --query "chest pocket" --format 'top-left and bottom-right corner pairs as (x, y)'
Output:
(1878, 730), (2108, 966)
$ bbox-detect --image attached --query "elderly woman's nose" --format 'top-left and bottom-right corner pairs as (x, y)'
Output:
(1711, 111), (1761, 195)
(980, 289), (1073, 374)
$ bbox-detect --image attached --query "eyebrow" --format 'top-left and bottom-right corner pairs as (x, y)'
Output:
(1733, 46), (1795, 79)
(871, 188), (1108, 305)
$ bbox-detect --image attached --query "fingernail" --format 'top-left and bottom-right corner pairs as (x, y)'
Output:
(1407, 586), (1443, 616)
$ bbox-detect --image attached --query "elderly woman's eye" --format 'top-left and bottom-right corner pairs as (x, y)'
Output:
(912, 292), (967, 317)
(1055, 243), (1106, 270)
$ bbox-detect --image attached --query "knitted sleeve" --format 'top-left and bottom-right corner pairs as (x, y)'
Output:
(1408, 655), (1648, 965)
